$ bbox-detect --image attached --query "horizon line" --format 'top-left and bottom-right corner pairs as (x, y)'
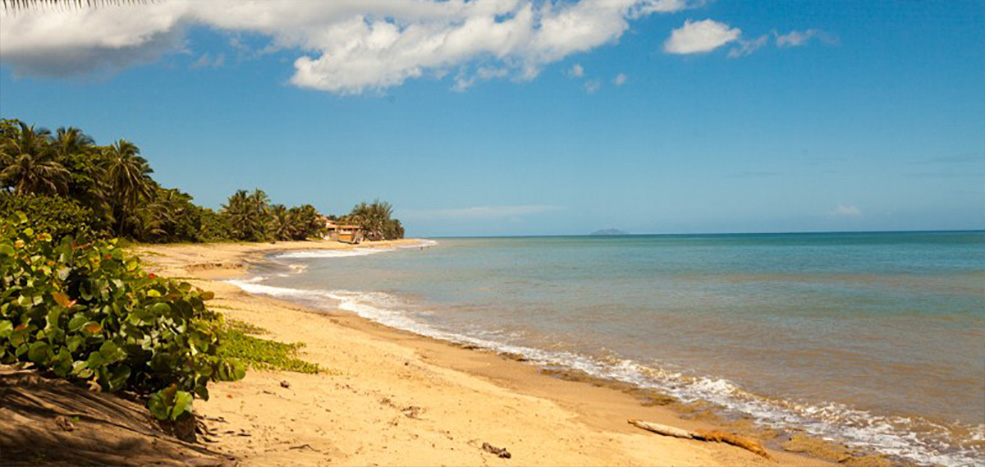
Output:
(419, 228), (985, 239)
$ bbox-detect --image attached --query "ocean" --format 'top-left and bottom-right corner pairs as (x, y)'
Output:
(230, 232), (985, 466)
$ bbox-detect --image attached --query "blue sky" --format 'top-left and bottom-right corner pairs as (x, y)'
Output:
(1, 0), (983, 236)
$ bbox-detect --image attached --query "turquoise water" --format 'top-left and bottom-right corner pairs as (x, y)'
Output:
(235, 232), (985, 465)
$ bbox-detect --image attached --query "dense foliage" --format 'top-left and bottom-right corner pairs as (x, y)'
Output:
(0, 118), (369, 243)
(0, 214), (244, 421)
(341, 200), (405, 241)
(0, 192), (99, 240)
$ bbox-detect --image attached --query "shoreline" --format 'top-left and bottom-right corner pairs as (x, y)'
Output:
(136, 239), (861, 466)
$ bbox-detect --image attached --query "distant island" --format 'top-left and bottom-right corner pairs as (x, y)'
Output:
(590, 228), (630, 236)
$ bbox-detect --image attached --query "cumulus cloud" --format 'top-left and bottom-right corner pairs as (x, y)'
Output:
(829, 205), (863, 218)
(0, 0), (692, 94)
(663, 19), (740, 54)
(612, 72), (627, 85)
(402, 205), (562, 221)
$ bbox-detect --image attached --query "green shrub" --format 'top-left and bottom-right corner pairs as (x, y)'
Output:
(0, 192), (101, 239)
(0, 213), (244, 421)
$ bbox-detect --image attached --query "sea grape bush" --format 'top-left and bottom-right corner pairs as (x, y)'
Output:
(0, 192), (100, 240)
(0, 213), (244, 421)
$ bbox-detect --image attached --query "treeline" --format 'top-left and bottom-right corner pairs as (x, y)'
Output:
(0, 118), (405, 243)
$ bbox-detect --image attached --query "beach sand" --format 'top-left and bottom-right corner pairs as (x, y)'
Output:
(135, 239), (835, 467)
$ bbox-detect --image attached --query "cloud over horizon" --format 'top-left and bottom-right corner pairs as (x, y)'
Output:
(0, 0), (696, 94)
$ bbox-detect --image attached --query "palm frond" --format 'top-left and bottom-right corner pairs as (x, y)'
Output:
(2, 0), (152, 12)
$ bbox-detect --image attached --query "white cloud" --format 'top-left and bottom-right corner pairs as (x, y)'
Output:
(569, 63), (585, 78)
(612, 72), (627, 85)
(663, 19), (740, 55)
(829, 205), (863, 218)
(584, 79), (601, 94)
(774, 28), (834, 48)
(727, 34), (767, 58)
(402, 205), (562, 221)
(0, 0), (689, 94)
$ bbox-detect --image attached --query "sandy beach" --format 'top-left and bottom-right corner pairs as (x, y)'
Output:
(128, 239), (842, 467)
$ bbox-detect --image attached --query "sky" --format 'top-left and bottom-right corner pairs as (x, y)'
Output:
(1, 0), (983, 237)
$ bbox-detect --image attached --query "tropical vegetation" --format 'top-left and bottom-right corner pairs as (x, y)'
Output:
(1, 117), (405, 243)
(0, 213), (244, 425)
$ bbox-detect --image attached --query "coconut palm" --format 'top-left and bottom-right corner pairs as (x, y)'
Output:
(267, 204), (292, 241)
(0, 122), (70, 195)
(103, 139), (155, 236)
(53, 127), (95, 157)
(53, 126), (112, 220)
(346, 199), (402, 240)
(222, 189), (271, 242)
(2, 0), (146, 10)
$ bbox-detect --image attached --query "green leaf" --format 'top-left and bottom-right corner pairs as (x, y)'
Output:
(27, 341), (50, 364)
(170, 390), (193, 420)
(0, 243), (14, 256)
(150, 302), (171, 316)
(52, 349), (73, 377)
(45, 308), (63, 330)
(66, 334), (84, 352)
(0, 320), (12, 338)
(107, 365), (131, 392)
(68, 314), (87, 332)
(86, 350), (107, 369)
(148, 390), (170, 421)
(98, 341), (124, 363)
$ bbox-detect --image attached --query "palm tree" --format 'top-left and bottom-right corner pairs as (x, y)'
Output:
(0, 122), (69, 195)
(348, 199), (398, 241)
(268, 204), (292, 241)
(2, 0), (148, 11)
(103, 139), (155, 236)
(53, 127), (95, 157)
(222, 189), (271, 242)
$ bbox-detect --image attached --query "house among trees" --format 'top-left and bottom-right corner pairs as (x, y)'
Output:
(323, 217), (363, 244)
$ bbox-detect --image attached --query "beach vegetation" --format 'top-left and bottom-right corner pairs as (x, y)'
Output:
(0, 213), (245, 422)
(222, 189), (271, 242)
(0, 192), (98, 240)
(342, 199), (405, 241)
(220, 320), (320, 374)
(0, 118), (350, 244)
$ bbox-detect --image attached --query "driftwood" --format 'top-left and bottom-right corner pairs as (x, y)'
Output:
(628, 419), (772, 460)
(482, 442), (512, 459)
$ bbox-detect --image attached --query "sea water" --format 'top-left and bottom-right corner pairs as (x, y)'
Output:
(231, 232), (985, 466)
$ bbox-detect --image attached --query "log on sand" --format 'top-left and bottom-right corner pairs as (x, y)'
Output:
(628, 419), (773, 460)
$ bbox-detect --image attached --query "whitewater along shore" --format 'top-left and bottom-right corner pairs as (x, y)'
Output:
(129, 239), (856, 466)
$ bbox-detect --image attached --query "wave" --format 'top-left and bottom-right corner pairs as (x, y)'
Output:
(225, 277), (984, 467)
(274, 239), (438, 259)
(274, 248), (393, 259)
